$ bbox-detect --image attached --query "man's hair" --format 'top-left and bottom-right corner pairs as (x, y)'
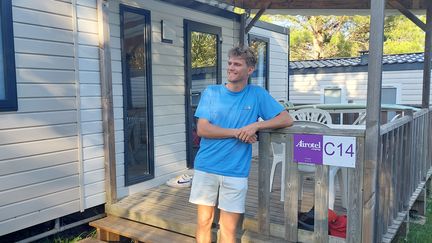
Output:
(228, 45), (257, 67)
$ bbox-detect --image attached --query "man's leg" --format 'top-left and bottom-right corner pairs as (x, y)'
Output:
(219, 210), (241, 243)
(196, 204), (215, 243)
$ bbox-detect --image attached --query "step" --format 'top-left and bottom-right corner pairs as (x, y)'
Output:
(89, 215), (195, 243)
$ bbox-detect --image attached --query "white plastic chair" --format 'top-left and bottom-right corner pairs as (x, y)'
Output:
(269, 108), (347, 209)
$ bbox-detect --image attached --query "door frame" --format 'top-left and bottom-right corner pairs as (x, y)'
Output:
(184, 20), (222, 168)
(120, 4), (155, 186)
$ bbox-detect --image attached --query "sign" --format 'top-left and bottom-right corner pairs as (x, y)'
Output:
(323, 136), (356, 168)
(293, 134), (356, 168)
(293, 134), (323, 164)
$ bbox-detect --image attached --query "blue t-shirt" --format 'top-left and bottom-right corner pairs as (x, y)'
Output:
(194, 84), (284, 177)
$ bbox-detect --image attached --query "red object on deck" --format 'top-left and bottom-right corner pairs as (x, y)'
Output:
(328, 209), (347, 238)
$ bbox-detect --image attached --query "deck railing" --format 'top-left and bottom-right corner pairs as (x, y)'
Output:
(256, 108), (432, 243)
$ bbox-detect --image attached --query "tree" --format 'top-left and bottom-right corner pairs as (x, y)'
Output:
(260, 15), (424, 60)
(191, 32), (217, 68)
(384, 15), (425, 54)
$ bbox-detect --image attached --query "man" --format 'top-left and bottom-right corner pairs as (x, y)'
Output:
(189, 45), (293, 243)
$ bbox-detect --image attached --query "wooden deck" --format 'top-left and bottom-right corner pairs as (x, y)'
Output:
(105, 158), (347, 240)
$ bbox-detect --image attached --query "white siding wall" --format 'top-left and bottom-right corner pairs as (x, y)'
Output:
(76, 0), (106, 209)
(0, 0), (80, 236)
(249, 26), (289, 102)
(290, 69), (432, 105)
(0, 0), (289, 236)
(111, 0), (239, 197)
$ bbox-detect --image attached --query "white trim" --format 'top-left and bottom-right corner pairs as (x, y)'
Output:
(72, 0), (85, 212)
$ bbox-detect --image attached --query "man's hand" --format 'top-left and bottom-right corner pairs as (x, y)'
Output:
(237, 123), (259, 143)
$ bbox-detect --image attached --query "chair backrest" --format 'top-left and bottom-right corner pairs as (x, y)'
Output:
(290, 108), (333, 125)
(352, 112), (366, 125)
(271, 142), (285, 156)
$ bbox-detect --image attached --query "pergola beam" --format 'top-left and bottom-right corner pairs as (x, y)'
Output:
(222, 0), (427, 10)
(388, 0), (427, 31)
(363, 0), (386, 242)
(245, 1), (271, 33)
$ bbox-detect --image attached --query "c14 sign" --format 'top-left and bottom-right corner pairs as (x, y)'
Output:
(293, 134), (356, 168)
(323, 136), (356, 168)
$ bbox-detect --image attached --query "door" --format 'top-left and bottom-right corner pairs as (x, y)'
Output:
(120, 5), (154, 186)
(184, 20), (222, 168)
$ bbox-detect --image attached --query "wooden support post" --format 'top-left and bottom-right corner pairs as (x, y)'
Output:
(363, 0), (385, 242)
(427, 177), (432, 199)
(258, 131), (271, 236)
(97, 0), (117, 205)
(423, 2), (432, 108)
(412, 188), (427, 216)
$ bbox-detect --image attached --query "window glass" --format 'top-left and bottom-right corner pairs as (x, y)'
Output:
(324, 88), (341, 104)
(381, 87), (397, 104)
(382, 87), (397, 122)
(250, 38), (268, 89)
(324, 88), (342, 124)
(121, 6), (153, 185)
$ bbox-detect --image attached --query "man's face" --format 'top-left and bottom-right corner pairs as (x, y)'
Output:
(227, 56), (255, 83)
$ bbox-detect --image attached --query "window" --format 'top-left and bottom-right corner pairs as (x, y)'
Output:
(0, 0), (17, 111)
(120, 5), (154, 185)
(381, 86), (397, 105)
(323, 87), (342, 124)
(381, 86), (398, 122)
(249, 35), (269, 90)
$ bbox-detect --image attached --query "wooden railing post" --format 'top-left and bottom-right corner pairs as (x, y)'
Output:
(404, 110), (414, 207)
(314, 165), (329, 243)
(258, 131), (272, 236)
(347, 137), (364, 243)
(284, 134), (298, 242)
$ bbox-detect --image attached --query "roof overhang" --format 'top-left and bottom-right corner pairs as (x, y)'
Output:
(218, 0), (427, 15)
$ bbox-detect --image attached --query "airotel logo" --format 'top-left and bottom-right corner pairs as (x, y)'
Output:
(295, 140), (321, 151)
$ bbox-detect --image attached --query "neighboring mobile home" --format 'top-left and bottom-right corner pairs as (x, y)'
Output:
(0, 0), (289, 238)
(289, 52), (432, 106)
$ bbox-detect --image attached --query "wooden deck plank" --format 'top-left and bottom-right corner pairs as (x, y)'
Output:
(106, 158), (348, 239)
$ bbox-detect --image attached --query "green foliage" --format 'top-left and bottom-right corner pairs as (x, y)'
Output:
(260, 14), (425, 60)
(191, 32), (217, 68)
(399, 197), (432, 243)
(384, 16), (425, 54)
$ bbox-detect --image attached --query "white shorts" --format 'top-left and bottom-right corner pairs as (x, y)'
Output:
(189, 170), (248, 213)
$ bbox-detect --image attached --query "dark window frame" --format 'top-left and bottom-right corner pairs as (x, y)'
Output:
(120, 4), (155, 186)
(248, 34), (270, 90)
(0, 0), (17, 111)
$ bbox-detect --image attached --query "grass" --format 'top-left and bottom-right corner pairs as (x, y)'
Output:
(34, 225), (96, 243)
(399, 195), (432, 243)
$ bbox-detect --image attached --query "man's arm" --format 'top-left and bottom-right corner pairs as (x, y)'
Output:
(237, 110), (293, 143)
(196, 118), (239, 139)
